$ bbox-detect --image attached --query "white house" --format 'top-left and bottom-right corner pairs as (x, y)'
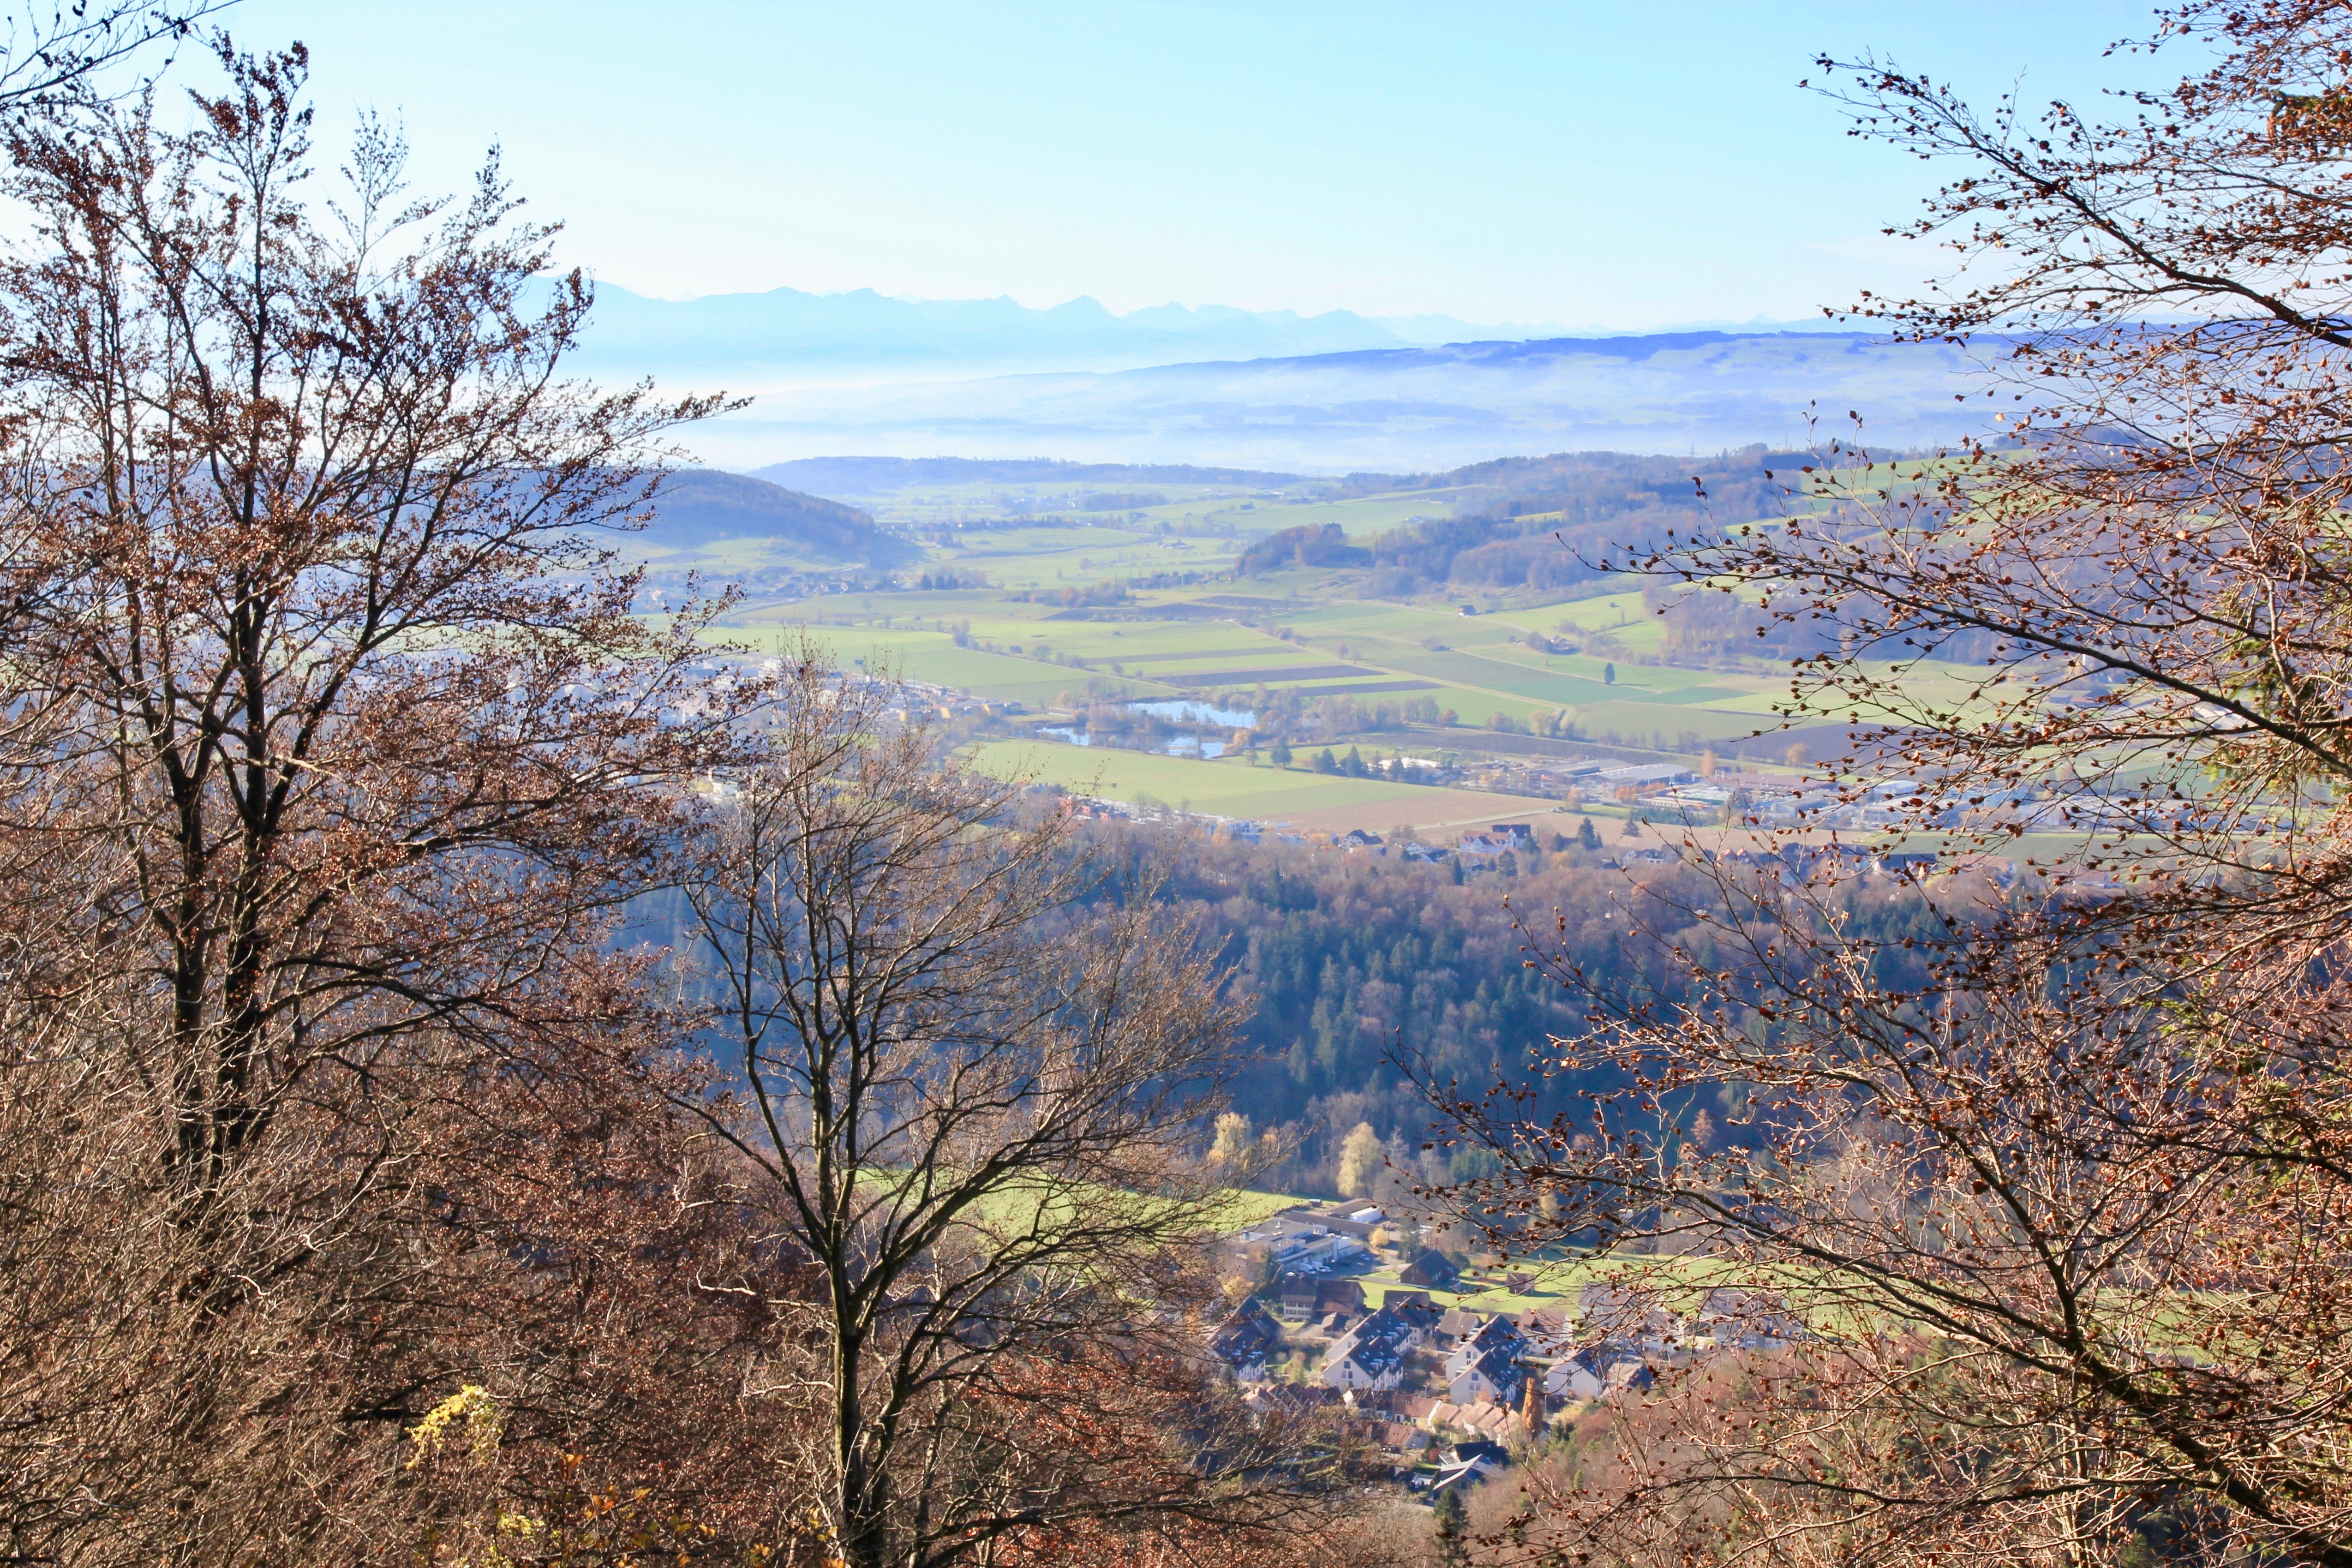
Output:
(1693, 1288), (1805, 1349)
(1323, 1338), (1407, 1392)
(1545, 1351), (1607, 1404)
(1321, 1304), (1421, 1393)
(1516, 1308), (1574, 1357)
(1444, 1315), (1522, 1379)
(1545, 1341), (1626, 1401)
(1210, 1297), (1283, 1384)
(1447, 1342), (1525, 1406)
(1578, 1285), (1680, 1355)
(1335, 1304), (1424, 1357)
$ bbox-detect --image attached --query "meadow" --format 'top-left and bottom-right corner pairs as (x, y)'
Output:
(962, 740), (1572, 836)
(723, 582), (1937, 755)
(692, 470), (2010, 831)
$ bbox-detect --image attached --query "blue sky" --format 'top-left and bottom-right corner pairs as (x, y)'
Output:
(224, 1), (2161, 327)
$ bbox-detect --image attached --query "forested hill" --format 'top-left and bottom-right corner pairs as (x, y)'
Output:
(621, 836), (1632, 1194)
(1144, 833), (1957, 1197)
(644, 468), (914, 566)
(623, 823), (1955, 1201)
(1153, 839), (1676, 1193)
(1243, 445), (1829, 601)
(1168, 841), (1598, 1185)
(1345, 443), (1814, 509)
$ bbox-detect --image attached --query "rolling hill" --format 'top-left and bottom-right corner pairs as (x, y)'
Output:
(750, 456), (1304, 497)
(682, 330), (1996, 472)
(642, 469), (912, 566)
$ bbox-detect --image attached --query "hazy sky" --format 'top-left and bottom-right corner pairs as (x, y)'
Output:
(222, 0), (2162, 327)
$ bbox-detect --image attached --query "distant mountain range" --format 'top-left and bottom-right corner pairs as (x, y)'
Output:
(556, 280), (1992, 473)
(568, 281), (1847, 387)
(567, 282), (1528, 382)
(681, 330), (1997, 474)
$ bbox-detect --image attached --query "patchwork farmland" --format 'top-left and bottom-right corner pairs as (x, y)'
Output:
(682, 463), (1985, 837)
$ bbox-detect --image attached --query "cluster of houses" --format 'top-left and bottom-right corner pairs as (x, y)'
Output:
(1208, 1243), (1807, 1496)
(1597, 767), (2150, 843)
(1675, 775), (2177, 838)
(1430, 755), (1701, 807)
(1448, 823), (1538, 866)
(700, 658), (2151, 863)
(1233, 1203), (1385, 1280)
(1693, 840), (1943, 881)
(1207, 823), (1540, 867)
(695, 658), (1034, 729)
(1029, 736), (2097, 892)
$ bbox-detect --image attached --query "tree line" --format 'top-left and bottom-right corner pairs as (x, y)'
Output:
(19, 6), (2352, 1567)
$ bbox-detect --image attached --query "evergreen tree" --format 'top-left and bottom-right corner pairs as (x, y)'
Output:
(1432, 1488), (1469, 1568)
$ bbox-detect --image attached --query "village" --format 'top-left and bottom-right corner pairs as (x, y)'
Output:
(683, 659), (2152, 885)
(1204, 1199), (1807, 1502)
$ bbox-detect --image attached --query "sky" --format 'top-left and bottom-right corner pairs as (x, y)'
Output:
(218, 0), (2166, 329)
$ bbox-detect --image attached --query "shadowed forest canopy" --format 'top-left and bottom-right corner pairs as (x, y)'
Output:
(1343, 446), (1842, 598)
(626, 828), (1817, 1193)
(1236, 522), (1370, 575)
(642, 468), (913, 564)
(1121, 834), (1958, 1193)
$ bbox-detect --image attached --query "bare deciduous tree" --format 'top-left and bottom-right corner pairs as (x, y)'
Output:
(671, 646), (1348, 1568)
(1432, 6), (2352, 1565)
(0, 0), (221, 113)
(0, 41), (768, 1564)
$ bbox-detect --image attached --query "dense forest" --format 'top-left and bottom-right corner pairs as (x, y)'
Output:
(1110, 831), (1957, 1197)
(1235, 447), (1821, 600)
(622, 820), (1961, 1203)
(624, 834), (1600, 1186)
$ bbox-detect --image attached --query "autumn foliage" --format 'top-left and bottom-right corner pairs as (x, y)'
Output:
(1434, 6), (2352, 1566)
(0, 37), (1364, 1568)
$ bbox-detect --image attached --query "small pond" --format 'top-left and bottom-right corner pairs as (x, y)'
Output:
(1123, 699), (1256, 728)
(1039, 726), (1229, 760)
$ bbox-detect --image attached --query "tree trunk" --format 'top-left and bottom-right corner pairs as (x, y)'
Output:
(835, 1322), (889, 1568)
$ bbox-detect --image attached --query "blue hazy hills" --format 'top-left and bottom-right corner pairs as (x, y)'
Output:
(563, 283), (1992, 472)
(685, 331), (1995, 473)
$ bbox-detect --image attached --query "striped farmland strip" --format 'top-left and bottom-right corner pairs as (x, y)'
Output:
(1160, 665), (1369, 685)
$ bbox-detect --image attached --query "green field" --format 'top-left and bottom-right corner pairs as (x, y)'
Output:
(961, 742), (1550, 835)
(722, 582), (1889, 760)
(724, 587), (1773, 719)
(686, 466), (2042, 828)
